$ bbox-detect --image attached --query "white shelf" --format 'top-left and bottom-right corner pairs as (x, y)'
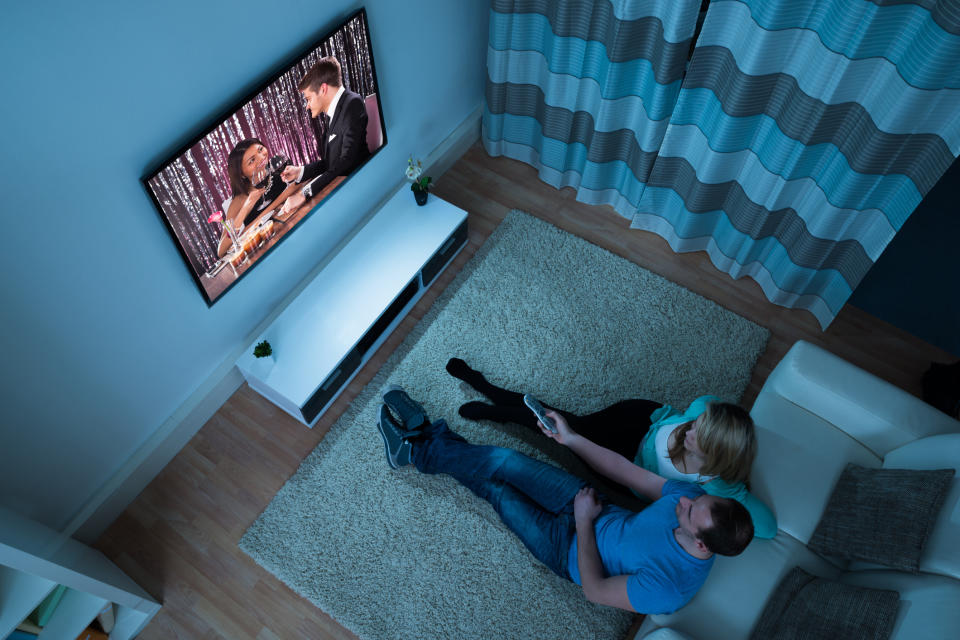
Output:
(0, 566), (56, 637)
(110, 605), (152, 640)
(36, 587), (106, 639)
(0, 507), (160, 640)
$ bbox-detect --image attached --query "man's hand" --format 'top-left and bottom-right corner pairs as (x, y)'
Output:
(281, 165), (302, 183)
(538, 410), (577, 445)
(574, 486), (602, 522)
(282, 190), (306, 214)
(573, 486), (635, 612)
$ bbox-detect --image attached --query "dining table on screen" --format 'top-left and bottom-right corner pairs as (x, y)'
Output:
(202, 176), (346, 301)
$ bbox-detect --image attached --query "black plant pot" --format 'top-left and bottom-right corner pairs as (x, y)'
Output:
(413, 188), (428, 206)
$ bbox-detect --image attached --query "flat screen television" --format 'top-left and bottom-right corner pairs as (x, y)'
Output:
(143, 7), (385, 305)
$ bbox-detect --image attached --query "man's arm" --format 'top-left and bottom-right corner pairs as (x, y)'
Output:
(298, 158), (328, 187)
(546, 412), (667, 501)
(291, 97), (369, 200)
(573, 488), (636, 611)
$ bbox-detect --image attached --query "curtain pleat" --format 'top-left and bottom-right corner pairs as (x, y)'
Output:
(483, 0), (701, 217)
(484, 0), (960, 328)
(634, 0), (960, 327)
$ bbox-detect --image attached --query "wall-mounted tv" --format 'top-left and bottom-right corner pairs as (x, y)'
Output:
(144, 8), (385, 305)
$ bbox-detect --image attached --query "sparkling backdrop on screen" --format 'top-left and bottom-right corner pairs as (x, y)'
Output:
(148, 12), (377, 276)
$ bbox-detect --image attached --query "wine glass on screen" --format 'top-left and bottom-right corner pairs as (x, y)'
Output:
(250, 153), (291, 189)
(275, 153), (296, 184)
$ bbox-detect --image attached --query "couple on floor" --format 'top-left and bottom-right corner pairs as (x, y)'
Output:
(377, 358), (775, 615)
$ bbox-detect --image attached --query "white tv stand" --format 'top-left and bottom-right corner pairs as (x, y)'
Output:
(236, 188), (468, 426)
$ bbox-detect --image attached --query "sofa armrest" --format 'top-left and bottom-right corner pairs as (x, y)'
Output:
(759, 341), (960, 456)
(840, 571), (960, 640)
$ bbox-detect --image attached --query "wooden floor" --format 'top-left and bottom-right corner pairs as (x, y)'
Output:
(95, 144), (956, 640)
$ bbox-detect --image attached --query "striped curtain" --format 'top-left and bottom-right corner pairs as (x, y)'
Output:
(634, 0), (960, 327)
(485, 0), (960, 328)
(484, 0), (701, 217)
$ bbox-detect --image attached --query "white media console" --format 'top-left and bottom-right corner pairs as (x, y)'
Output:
(236, 188), (469, 426)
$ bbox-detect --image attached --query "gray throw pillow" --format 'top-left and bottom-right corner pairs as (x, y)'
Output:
(807, 463), (955, 572)
(750, 566), (899, 640)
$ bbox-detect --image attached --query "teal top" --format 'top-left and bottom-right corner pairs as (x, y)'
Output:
(633, 395), (778, 539)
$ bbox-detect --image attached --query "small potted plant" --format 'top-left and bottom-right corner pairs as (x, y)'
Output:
(406, 157), (432, 206)
(250, 339), (275, 377)
(253, 340), (273, 359)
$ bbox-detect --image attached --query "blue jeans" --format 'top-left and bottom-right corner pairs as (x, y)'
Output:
(411, 419), (586, 579)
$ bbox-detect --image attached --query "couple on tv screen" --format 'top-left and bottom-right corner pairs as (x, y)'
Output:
(144, 9), (384, 305)
(216, 56), (371, 259)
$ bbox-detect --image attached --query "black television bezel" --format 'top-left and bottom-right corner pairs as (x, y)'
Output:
(141, 6), (386, 307)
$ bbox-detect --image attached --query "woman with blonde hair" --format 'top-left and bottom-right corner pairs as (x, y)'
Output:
(445, 358), (777, 538)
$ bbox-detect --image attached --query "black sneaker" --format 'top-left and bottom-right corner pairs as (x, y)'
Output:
(377, 404), (413, 469)
(382, 385), (429, 430)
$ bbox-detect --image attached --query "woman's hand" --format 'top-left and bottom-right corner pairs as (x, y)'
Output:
(243, 187), (267, 211)
(573, 487), (602, 523)
(538, 410), (577, 446)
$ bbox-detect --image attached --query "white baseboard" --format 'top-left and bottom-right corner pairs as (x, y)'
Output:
(427, 103), (481, 181)
(70, 367), (245, 543)
(69, 104), (482, 544)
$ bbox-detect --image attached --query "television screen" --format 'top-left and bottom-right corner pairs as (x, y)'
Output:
(144, 8), (385, 305)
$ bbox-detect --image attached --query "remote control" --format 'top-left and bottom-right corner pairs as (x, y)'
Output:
(523, 395), (557, 433)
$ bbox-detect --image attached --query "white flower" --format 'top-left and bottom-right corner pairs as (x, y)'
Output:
(406, 157), (423, 181)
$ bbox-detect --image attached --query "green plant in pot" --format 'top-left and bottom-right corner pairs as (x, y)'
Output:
(406, 157), (432, 206)
(253, 340), (273, 359)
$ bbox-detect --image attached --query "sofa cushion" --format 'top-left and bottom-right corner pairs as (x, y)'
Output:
(880, 434), (960, 580)
(749, 566), (899, 640)
(644, 533), (840, 640)
(840, 570), (960, 640)
(808, 464), (955, 573)
(749, 392), (881, 543)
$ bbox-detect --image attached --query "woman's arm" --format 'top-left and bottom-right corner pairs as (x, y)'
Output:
(545, 412), (667, 501)
(217, 189), (264, 258)
(253, 181), (302, 224)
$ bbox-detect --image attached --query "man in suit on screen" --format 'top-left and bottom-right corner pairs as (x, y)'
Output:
(281, 55), (370, 207)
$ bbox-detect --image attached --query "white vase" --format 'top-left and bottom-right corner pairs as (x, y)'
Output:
(250, 354), (275, 378)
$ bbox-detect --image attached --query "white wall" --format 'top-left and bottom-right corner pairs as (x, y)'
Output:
(0, 0), (489, 532)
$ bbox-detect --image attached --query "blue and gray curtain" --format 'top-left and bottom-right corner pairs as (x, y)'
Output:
(484, 0), (960, 328)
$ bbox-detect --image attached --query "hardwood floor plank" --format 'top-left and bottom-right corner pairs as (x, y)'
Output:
(96, 143), (954, 639)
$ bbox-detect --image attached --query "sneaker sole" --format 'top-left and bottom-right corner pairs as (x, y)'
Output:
(382, 385), (428, 428)
(377, 405), (408, 469)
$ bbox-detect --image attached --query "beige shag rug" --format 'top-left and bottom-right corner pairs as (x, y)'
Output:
(240, 211), (769, 640)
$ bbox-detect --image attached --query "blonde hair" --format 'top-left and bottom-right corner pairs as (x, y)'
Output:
(668, 402), (756, 484)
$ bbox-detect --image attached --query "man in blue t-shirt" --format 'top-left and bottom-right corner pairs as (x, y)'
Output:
(377, 386), (755, 614)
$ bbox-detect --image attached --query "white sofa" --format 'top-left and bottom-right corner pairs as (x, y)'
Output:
(636, 340), (960, 640)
